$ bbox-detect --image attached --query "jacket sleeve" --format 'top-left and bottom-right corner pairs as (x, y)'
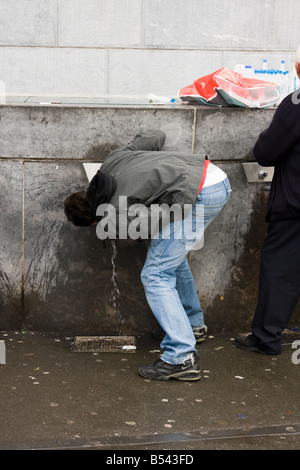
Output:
(254, 106), (299, 167)
(125, 129), (166, 152)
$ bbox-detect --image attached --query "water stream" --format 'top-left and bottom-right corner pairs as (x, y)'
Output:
(110, 240), (124, 334)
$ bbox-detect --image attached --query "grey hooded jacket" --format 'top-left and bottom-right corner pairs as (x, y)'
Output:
(98, 129), (206, 238)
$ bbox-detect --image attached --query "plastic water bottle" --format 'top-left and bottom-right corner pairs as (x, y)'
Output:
(261, 69), (272, 82)
(268, 70), (276, 83)
(276, 70), (289, 101)
(243, 65), (254, 78)
(289, 67), (299, 93)
(254, 69), (261, 79)
(147, 93), (179, 104)
(234, 64), (255, 79)
(280, 60), (285, 72)
(283, 71), (290, 96)
(234, 64), (246, 75)
(276, 70), (283, 97)
(262, 59), (268, 71)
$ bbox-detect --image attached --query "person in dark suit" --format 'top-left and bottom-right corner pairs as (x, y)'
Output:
(235, 50), (300, 355)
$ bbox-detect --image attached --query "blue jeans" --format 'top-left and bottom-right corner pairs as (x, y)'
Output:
(141, 177), (231, 364)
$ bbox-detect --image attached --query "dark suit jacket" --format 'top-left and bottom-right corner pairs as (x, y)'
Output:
(254, 91), (300, 222)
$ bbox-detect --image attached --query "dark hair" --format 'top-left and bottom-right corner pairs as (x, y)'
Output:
(64, 191), (95, 227)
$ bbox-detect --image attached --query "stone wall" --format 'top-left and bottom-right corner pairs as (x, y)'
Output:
(0, 0), (299, 98)
(0, 103), (299, 335)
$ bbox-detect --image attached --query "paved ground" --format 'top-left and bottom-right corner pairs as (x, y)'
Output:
(0, 330), (299, 452)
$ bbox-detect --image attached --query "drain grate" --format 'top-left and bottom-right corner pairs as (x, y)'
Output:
(71, 335), (136, 353)
(281, 329), (300, 345)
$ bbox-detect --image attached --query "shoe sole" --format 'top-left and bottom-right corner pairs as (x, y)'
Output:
(234, 341), (280, 355)
(233, 340), (265, 354)
(193, 328), (207, 344)
(195, 336), (206, 343)
(139, 369), (201, 381)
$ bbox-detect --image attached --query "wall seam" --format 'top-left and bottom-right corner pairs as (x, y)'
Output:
(191, 108), (197, 154)
(21, 160), (25, 329)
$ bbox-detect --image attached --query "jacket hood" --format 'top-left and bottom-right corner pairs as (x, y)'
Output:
(86, 169), (117, 221)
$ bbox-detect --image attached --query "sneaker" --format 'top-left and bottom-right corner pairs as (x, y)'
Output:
(193, 325), (207, 343)
(139, 353), (201, 381)
(233, 334), (280, 355)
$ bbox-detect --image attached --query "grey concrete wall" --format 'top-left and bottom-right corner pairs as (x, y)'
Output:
(1, 0), (299, 98)
(0, 104), (300, 336)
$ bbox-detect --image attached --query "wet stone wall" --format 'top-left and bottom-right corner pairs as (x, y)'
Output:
(0, 104), (299, 335)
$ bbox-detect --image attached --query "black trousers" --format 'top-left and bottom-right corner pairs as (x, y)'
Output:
(252, 219), (300, 354)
